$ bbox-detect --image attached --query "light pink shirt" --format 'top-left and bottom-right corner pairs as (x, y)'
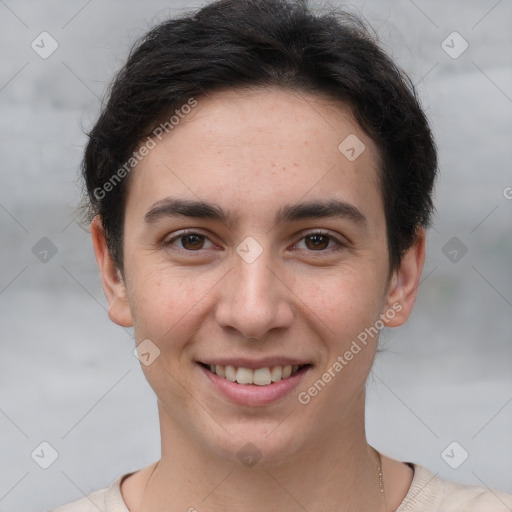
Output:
(49, 463), (512, 511)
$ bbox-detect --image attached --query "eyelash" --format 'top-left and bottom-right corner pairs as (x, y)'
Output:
(163, 229), (346, 254)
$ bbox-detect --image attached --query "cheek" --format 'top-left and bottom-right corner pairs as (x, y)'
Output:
(295, 268), (385, 407)
(127, 262), (214, 343)
(127, 268), (211, 400)
(294, 261), (386, 339)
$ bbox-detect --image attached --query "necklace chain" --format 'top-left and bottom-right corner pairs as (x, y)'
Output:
(375, 448), (386, 511)
(142, 451), (386, 511)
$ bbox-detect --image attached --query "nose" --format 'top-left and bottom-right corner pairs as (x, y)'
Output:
(214, 245), (294, 340)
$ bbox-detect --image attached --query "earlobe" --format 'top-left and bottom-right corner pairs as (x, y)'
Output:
(90, 216), (133, 327)
(382, 228), (426, 328)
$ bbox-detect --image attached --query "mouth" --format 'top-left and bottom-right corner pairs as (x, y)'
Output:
(198, 362), (312, 386)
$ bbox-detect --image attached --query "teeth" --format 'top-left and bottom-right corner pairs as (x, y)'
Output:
(235, 367), (253, 385)
(253, 367), (272, 386)
(270, 366), (282, 382)
(205, 363), (304, 385)
(225, 365), (236, 382)
(282, 365), (292, 379)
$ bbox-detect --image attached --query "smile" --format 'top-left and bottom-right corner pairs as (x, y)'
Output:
(200, 363), (309, 385)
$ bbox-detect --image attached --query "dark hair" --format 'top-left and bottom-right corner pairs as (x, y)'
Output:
(82, 0), (437, 272)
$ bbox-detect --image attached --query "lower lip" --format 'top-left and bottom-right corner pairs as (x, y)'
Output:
(198, 364), (311, 406)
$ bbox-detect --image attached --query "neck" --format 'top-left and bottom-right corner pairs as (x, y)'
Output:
(138, 394), (385, 512)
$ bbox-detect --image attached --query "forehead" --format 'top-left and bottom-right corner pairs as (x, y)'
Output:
(126, 87), (384, 229)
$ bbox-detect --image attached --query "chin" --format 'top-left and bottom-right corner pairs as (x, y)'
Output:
(200, 417), (313, 470)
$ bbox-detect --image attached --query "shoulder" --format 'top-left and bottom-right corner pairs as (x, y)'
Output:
(397, 463), (512, 512)
(48, 473), (131, 512)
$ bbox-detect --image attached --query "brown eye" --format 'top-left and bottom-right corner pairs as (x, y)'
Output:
(180, 234), (205, 250)
(293, 231), (345, 253)
(165, 232), (214, 251)
(304, 233), (331, 250)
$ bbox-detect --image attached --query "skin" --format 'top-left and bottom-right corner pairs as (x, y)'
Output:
(91, 87), (425, 511)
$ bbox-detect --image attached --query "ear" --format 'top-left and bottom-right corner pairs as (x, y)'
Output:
(382, 227), (426, 328)
(90, 216), (133, 327)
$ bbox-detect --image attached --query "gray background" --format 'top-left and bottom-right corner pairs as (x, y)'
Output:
(1, 0), (511, 510)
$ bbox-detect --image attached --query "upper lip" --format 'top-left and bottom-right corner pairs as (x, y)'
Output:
(198, 357), (311, 369)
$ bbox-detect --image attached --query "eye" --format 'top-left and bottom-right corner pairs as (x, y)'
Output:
(163, 230), (346, 254)
(164, 231), (215, 251)
(294, 231), (345, 252)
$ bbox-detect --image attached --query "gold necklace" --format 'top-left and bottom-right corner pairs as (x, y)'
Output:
(141, 452), (387, 511)
(374, 448), (387, 511)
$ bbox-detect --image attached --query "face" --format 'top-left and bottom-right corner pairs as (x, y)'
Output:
(93, 87), (424, 466)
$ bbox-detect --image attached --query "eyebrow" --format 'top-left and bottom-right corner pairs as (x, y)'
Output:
(144, 197), (367, 227)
